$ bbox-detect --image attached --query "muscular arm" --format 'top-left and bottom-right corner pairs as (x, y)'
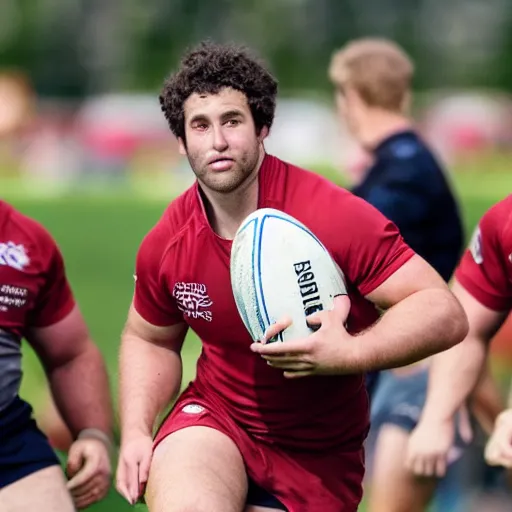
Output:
(419, 280), (507, 424)
(354, 255), (469, 371)
(119, 305), (187, 438)
(470, 362), (506, 435)
(27, 305), (113, 438)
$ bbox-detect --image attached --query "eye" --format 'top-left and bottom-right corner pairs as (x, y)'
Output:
(192, 121), (208, 131)
(226, 119), (240, 126)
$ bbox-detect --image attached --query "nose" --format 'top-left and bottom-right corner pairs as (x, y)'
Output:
(212, 125), (228, 152)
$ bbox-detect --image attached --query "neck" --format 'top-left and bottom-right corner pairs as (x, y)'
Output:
(200, 149), (266, 240)
(356, 110), (412, 152)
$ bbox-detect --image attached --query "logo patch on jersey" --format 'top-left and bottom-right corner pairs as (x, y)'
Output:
(173, 282), (213, 322)
(0, 285), (28, 312)
(469, 227), (483, 264)
(0, 242), (30, 271)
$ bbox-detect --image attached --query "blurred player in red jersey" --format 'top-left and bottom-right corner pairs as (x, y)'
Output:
(407, 195), (512, 491)
(0, 201), (113, 511)
(115, 41), (468, 512)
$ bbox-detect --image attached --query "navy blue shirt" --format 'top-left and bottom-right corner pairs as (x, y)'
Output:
(352, 130), (464, 395)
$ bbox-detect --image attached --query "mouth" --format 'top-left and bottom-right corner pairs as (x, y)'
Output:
(208, 156), (234, 164)
(208, 157), (235, 171)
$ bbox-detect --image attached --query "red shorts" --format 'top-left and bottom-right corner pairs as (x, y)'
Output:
(154, 385), (364, 512)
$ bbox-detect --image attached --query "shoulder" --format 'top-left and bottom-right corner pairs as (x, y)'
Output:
(476, 195), (512, 244)
(382, 133), (444, 179)
(136, 185), (203, 275)
(285, 161), (352, 202)
(284, 163), (389, 235)
(482, 195), (512, 228)
(141, 185), (200, 250)
(3, 205), (61, 269)
(462, 195), (512, 271)
(478, 195), (512, 251)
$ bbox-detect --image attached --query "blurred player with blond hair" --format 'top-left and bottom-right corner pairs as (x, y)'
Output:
(329, 38), (469, 512)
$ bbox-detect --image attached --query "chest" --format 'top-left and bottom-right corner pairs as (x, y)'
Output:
(166, 234), (251, 345)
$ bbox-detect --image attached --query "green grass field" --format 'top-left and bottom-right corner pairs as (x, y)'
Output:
(5, 167), (512, 511)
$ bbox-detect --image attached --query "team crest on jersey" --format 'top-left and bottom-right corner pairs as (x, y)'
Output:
(0, 242), (30, 271)
(469, 227), (483, 264)
(173, 282), (213, 322)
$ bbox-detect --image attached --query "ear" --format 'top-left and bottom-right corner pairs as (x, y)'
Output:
(258, 125), (269, 143)
(344, 85), (358, 104)
(178, 137), (187, 155)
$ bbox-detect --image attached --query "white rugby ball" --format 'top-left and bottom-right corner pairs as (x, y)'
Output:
(230, 208), (347, 342)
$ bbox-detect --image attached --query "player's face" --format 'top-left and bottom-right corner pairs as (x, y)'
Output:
(179, 87), (268, 194)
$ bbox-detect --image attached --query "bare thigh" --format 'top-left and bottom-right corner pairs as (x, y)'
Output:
(0, 465), (75, 512)
(367, 424), (436, 512)
(146, 426), (248, 512)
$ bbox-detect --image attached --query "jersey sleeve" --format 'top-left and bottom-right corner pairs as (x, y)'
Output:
(455, 204), (512, 311)
(334, 194), (415, 297)
(133, 222), (184, 326)
(30, 229), (75, 328)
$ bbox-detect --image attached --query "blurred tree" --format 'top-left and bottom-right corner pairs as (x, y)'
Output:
(1, 0), (512, 97)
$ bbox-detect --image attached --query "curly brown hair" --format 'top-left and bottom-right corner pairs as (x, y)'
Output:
(159, 41), (278, 141)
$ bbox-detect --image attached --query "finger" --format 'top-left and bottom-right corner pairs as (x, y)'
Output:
(486, 450), (512, 468)
(67, 454), (99, 490)
(115, 461), (133, 504)
(332, 294), (351, 323)
(66, 445), (84, 479)
(69, 472), (108, 498)
(412, 456), (426, 476)
(262, 316), (293, 343)
(129, 460), (142, 504)
(498, 438), (512, 458)
(434, 456), (447, 478)
(305, 309), (327, 328)
(283, 370), (313, 379)
(72, 485), (109, 509)
(262, 354), (312, 365)
(74, 484), (109, 510)
(251, 338), (310, 355)
(138, 450), (153, 495)
(422, 458), (435, 478)
(69, 476), (98, 498)
(306, 294), (351, 329)
(485, 436), (512, 465)
(491, 441), (512, 465)
(266, 360), (313, 371)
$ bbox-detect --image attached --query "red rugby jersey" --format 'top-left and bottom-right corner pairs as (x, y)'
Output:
(134, 154), (414, 450)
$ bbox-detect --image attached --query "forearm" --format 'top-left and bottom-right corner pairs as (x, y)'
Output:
(354, 289), (468, 372)
(119, 333), (182, 437)
(421, 334), (487, 423)
(470, 364), (505, 434)
(48, 342), (113, 438)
